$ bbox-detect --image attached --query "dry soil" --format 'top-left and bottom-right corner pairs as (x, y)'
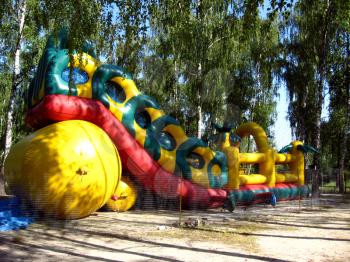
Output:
(0, 194), (349, 262)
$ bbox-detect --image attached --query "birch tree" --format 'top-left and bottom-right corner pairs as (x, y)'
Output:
(0, 0), (106, 172)
(280, 0), (349, 196)
(1, 0), (27, 170)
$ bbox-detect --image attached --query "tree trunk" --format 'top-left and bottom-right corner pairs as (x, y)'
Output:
(338, 36), (350, 193)
(311, 0), (332, 197)
(311, 109), (322, 197)
(311, 47), (326, 197)
(1, 0), (27, 171)
(197, 90), (202, 139)
(197, 63), (203, 139)
(339, 95), (350, 193)
(174, 60), (179, 118)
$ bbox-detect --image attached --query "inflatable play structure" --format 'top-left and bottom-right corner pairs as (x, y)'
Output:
(4, 33), (312, 219)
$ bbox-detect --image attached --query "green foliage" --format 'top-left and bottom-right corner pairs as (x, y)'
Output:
(280, 0), (349, 143)
(279, 0), (350, 193)
(33, 0), (102, 52)
(143, 1), (279, 138)
(0, 0), (348, 182)
(0, 0), (105, 167)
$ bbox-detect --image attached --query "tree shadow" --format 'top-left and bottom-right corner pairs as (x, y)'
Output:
(21, 226), (290, 262)
(0, 236), (122, 262)
(232, 217), (350, 231)
(177, 226), (350, 242)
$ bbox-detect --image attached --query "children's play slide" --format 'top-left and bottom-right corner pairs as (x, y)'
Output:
(4, 33), (311, 219)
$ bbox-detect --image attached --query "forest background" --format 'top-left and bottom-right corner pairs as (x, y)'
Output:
(0, 0), (349, 196)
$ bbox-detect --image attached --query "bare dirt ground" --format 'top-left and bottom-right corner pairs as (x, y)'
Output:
(0, 194), (349, 262)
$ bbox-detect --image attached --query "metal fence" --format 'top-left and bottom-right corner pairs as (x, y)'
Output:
(305, 168), (350, 194)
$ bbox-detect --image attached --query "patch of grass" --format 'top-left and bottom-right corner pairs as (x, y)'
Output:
(147, 221), (272, 253)
(322, 180), (350, 187)
(318, 205), (335, 209)
(149, 228), (258, 252)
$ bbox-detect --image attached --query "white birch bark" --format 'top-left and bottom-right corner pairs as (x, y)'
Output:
(197, 63), (202, 139)
(2, 0), (27, 169)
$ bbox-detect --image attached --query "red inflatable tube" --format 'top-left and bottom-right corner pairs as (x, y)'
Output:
(25, 95), (227, 208)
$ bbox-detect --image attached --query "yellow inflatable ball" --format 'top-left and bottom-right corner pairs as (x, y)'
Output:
(105, 177), (137, 212)
(4, 120), (121, 219)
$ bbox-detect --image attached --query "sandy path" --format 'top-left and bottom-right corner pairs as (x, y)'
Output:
(0, 194), (349, 261)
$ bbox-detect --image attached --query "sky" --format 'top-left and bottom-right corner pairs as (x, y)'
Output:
(273, 85), (330, 150)
(273, 85), (292, 150)
(258, 1), (293, 150)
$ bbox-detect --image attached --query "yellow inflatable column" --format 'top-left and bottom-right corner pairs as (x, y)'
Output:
(224, 146), (240, 190)
(221, 133), (231, 149)
(289, 141), (305, 185)
(259, 149), (276, 187)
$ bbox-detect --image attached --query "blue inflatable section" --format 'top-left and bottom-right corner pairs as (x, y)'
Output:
(0, 197), (33, 231)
